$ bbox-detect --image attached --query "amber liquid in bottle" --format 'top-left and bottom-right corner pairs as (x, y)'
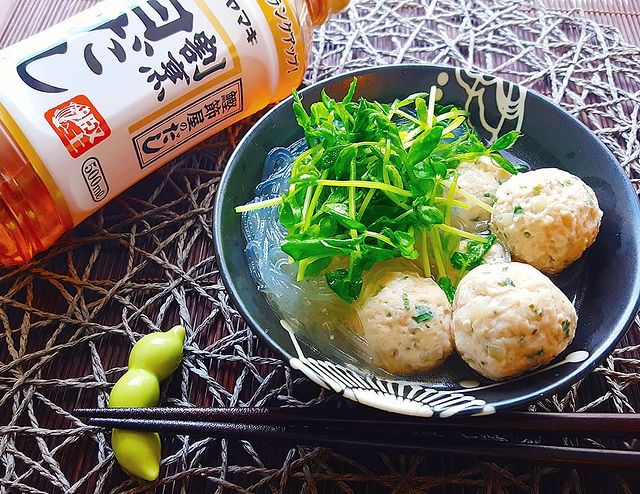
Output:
(0, 121), (71, 264)
(0, 0), (348, 266)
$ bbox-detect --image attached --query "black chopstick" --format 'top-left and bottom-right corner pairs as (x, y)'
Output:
(79, 415), (640, 468)
(73, 407), (640, 437)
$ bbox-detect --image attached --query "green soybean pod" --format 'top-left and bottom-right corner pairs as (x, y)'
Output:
(111, 429), (161, 481)
(128, 325), (186, 381)
(109, 369), (159, 408)
(109, 325), (186, 481)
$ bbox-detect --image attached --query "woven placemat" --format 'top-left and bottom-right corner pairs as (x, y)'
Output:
(1, 0), (640, 492)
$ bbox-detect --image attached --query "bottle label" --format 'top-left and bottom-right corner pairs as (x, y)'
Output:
(0, 0), (304, 224)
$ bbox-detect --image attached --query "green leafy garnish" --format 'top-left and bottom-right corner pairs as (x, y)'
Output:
(527, 348), (545, 359)
(489, 130), (521, 151)
(281, 236), (363, 261)
(483, 192), (497, 202)
(237, 79), (522, 303)
(413, 305), (434, 323)
(402, 293), (410, 310)
(438, 276), (456, 303)
(321, 203), (367, 232)
(490, 153), (519, 174)
(498, 278), (515, 287)
(529, 304), (544, 317)
(561, 320), (571, 338)
(513, 205), (524, 215)
(450, 235), (496, 277)
(325, 269), (362, 304)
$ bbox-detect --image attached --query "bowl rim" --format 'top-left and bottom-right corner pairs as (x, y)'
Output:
(214, 63), (640, 416)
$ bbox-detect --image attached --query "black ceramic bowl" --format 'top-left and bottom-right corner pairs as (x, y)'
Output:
(214, 65), (640, 417)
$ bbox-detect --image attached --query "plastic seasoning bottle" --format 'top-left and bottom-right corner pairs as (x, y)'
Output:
(0, 0), (349, 266)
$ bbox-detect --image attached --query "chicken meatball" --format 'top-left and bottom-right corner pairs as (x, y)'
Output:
(490, 168), (602, 274)
(452, 156), (513, 232)
(357, 271), (453, 374)
(452, 262), (577, 380)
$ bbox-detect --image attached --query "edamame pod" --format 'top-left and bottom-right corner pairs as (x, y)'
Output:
(109, 369), (159, 408)
(128, 325), (186, 381)
(109, 325), (186, 481)
(111, 429), (161, 481)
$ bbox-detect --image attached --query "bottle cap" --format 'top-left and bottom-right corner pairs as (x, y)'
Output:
(327, 0), (350, 14)
(311, 0), (349, 26)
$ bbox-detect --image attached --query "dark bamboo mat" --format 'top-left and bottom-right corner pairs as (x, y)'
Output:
(1, 1), (640, 493)
(5, 0), (639, 46)
(543, 0), (640, 45)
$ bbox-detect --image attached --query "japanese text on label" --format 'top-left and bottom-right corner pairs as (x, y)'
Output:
(133, 78), (243, 167)
(17, 0), (229, 97)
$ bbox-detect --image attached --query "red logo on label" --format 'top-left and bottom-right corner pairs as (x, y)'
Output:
(45, 95), (111, 158)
